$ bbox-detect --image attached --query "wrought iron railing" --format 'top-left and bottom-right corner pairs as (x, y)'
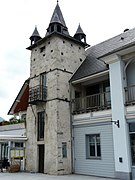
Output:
(73, 91), (111, 114)
(125, 85), (135, 105)
(29, 85), (47, 104)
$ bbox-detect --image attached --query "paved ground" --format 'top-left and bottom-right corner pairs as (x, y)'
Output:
(0, 172), (119, 180)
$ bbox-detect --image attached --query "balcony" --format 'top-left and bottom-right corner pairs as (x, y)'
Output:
(29, 85), (47, 104)
(73, 91), (111, 114)
(125, 85), (135, 105)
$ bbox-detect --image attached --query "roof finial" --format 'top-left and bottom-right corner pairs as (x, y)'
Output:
(57, 0), (59, 3)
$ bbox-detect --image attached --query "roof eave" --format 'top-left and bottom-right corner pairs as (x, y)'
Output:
(8, 79), (29, 115)
(70, 69), (109, 84)
(27, 32), (90, 50)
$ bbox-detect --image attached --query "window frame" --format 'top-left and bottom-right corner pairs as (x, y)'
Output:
(86, 134), (101, 159)
(37, 111), (45, 141)
(62, 142), (67, 158)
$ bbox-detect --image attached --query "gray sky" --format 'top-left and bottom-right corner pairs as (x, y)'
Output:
(1, 0), (135, 120)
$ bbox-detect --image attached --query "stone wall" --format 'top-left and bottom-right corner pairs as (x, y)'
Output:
(26, 34), (86, 174)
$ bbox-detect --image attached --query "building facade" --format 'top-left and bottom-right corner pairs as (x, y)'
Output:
(71, 30), (135, 180)
(8, 2), (135, 180)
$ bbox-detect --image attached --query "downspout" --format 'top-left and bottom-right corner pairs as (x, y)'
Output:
(69, 82), (74, 173)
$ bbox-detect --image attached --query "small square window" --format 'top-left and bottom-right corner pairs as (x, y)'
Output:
(40, 46), (45, 53)
(86, 134), (101, 159)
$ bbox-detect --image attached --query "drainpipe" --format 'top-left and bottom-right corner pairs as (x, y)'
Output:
(69, 82), (74, 174)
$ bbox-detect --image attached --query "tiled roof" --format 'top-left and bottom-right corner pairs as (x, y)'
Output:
(71, 27), (135, 82)
(87, 27), (135, 58)
(50, 3), (67, 27)
(70, 53), (108, 82)
(75, 24), (85, 35)
(51, 12), (62, 24)
(30, 26), (41, 39)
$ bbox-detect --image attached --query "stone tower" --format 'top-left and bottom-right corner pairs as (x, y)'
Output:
(25, 2), (88, 175)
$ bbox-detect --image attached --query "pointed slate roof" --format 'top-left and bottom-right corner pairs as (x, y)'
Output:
(51, 12), (62, 24)
(30, 26), (41, 40)
(75, 24), (85, 35)
(50, 3), (67, 27)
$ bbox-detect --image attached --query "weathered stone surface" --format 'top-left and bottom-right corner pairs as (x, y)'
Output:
(26, 34), (86, 174)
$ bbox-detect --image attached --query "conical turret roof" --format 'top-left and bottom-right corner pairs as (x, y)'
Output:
(30, 26), (41, 40)
(51, 12), (62, 24)
(46, 2), (69, 36)
(50, 3), (67, 27)
(75, 24), (85, 35)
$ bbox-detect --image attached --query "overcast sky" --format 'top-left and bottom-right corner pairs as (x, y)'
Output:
(1, 0), (135, 120)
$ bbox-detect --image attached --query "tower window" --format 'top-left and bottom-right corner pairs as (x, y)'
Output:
(57, 25), (61, 33)
(62, 142), (67, 158)
(40, 46), (45, 53)
(51, 25), (54, 32)
(37, 111), (45, 141)
(61, 52), (63, 55)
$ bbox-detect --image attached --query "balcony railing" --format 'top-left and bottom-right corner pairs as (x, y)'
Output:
(73, 91), (111, 114)
(125, 85), (135, 105)
(29, 85), (47, 104)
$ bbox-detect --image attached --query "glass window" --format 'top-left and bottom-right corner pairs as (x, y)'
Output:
(38, 111), (45, 141)
(129, 123), (135, 132)
(41, 73), (46, 100)
(86, 134), (101, 159)
(130, 134), (135, 165)
(15, 142), (23, 148)
(62, 142), (67, 158)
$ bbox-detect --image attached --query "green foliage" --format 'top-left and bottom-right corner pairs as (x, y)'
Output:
(9, 119), (25, 125)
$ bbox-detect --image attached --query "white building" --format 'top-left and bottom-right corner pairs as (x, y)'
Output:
(71, 29), (135, 180)
(0, 123), (27, 170)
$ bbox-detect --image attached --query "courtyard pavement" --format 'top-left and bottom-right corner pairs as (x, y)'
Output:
(0, 172), (120, 180)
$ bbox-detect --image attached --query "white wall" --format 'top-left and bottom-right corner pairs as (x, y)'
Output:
(109, 58), (131, 174)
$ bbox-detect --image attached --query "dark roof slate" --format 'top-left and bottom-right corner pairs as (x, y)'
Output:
(75, 24), (85, 35)
(51, 12), (62, 24)
(30, 26), (41, 39)
(87, 27), (135, 58)
(71, 27), (135, 82)
(70, 53), (108, 82)
(50, 3), (68, 28)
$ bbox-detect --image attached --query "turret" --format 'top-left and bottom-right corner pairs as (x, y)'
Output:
(74, 24), (86, 43)
(46, 2), (69, 36)
(29, 26), (41, 45)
